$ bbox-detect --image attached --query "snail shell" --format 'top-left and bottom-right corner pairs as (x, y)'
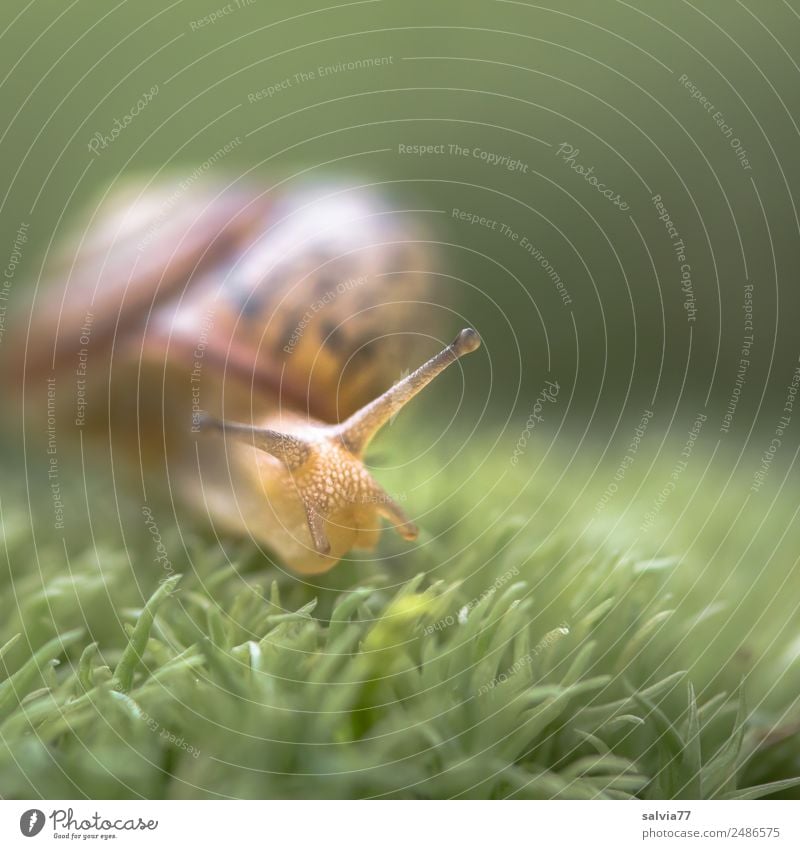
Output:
(14, 178), (480, 574)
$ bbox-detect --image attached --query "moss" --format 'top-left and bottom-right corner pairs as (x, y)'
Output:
(0, 428), (798, 799)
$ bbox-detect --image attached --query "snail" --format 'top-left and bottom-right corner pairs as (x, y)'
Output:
(12, 178), (481, 574)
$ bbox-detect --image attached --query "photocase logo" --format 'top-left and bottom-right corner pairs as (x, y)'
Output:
(19, 809), (46, 837)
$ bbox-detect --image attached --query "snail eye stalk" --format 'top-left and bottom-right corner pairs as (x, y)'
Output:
(334, 328), (481, 456)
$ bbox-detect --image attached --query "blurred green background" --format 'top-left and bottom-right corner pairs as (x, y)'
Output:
(3, 0), (799, 425)
(3, 0), (800, 557)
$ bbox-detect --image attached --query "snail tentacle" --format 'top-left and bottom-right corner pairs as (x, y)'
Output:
(335, 328), (481, 456)
(373, 489), (419, 541)
(196, 412), (311, 469)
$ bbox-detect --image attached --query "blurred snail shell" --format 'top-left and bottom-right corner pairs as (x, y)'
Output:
(13, 179), (480, 574)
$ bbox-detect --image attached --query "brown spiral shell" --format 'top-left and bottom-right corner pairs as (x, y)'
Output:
(15, 178), (444, 440)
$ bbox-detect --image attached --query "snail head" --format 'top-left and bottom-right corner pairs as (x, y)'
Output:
(197, 329), (481, 574)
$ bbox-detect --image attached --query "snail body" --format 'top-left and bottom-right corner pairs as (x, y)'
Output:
(14, 179), (480, 574)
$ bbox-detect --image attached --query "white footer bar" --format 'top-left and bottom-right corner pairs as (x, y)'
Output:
(1, 799), (797, 848)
